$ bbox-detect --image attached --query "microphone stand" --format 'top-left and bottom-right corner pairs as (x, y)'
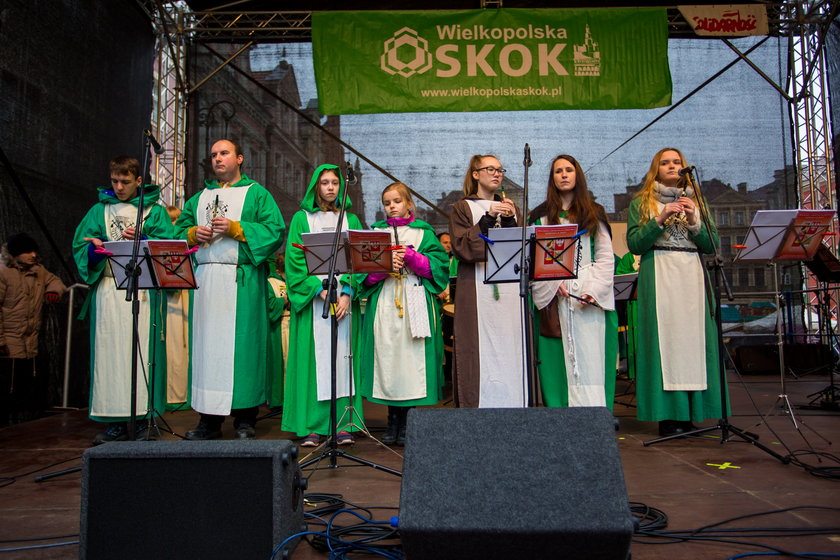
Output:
(122, 131), (156, 441)
(300, 163), (400, 476)
(643, 169), (788, 463)
(514, 144), (538, 407)
(36, 130), (156, 483)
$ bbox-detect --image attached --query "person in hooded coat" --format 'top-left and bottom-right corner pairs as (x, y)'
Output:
(282, 164), (364, 447)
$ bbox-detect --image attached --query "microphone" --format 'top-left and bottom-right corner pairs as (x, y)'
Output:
(345, 161), (357, 185)
(144, 129), (165, 155)
(678, 166), (695, 176)
(523, 143), (532, 167)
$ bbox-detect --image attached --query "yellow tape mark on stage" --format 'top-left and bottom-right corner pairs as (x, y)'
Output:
(706, 462), (741, 470)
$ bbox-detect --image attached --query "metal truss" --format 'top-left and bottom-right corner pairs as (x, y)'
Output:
(185, 11), (312, 43)
(785, 0), (837, 325)
(136, 1), (191, 207)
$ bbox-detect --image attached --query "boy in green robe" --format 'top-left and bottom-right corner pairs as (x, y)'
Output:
(72, 156), (173, 444)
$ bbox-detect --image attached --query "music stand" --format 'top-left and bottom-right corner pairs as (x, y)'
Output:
(803, 243), (840, 410)
(614, 272), (639, 408)
(613, 273), (638, 303)
(295, 229), (400, 476)
(104, 239), (197, 439)
(485, 225), (581, 283)
(735, 209), (834, 447)
(642, 172), (788, 463)
(485, 225), (583, 406)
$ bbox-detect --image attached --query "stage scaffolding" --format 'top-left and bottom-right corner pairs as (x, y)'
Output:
(139, 0), (837, 319)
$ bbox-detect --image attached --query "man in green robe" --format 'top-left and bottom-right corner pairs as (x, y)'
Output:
(175, 139), (285, 440)
(72, 156), (173, 445)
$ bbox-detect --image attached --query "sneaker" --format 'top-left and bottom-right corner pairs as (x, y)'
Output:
(92, 422), (128, 446)
(300, 433), (320, 447)
(336, 430), (354, 446)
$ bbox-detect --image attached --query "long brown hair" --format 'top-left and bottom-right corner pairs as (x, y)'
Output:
(532, 154), (607, 233)
(633, 147), (692, 224)
(462, 154), (499, 197)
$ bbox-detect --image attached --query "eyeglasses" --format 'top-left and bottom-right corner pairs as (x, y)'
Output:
(476, 166), (506, 176)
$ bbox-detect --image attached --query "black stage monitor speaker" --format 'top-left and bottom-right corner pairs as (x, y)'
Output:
(80, 440), (305, 560)
(399, 407), (633, 560)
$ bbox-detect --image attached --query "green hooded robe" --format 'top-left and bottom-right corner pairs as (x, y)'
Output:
(282, 164), (364, 436)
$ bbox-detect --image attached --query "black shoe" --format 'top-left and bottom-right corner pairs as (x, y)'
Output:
(381, 407), (400, 445)
(134, 420), (159, 441)
(234, 423), (256, 440)
(92, 422), (128, 445)
(658, 420), (687, 438)
(395, 407), (410, 446)
(679, 421), (697, 432)
(185, 421), (222, 440)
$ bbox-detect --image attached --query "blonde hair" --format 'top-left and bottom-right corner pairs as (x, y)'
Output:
(634, 147), (692, 224)
(462, 154), (500, 197)
(381, 182), (415, 215)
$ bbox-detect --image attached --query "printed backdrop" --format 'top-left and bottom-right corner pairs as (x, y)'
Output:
(312, 8), (672, 114)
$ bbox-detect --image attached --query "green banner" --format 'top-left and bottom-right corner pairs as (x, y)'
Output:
(312, 8), (672, 114)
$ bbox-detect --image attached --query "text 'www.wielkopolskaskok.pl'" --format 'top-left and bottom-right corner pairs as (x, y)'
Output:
(419, 86), (563, 98)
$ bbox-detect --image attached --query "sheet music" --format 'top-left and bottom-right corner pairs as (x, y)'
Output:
(300, 231), (350, 274)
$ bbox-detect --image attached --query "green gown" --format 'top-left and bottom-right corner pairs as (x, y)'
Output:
(282, 164), (364, 436)
(266, 269), (287, 408)
(175, 175), (285, 414)
(531, 216), (618, 410)
(357, 217), (449, 407)
(72, 185), (173, 422)
(626, 197), (729, 422)
(615, 252), (639, 380)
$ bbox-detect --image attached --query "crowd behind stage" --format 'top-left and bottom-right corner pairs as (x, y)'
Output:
(0, 138), (727, 445)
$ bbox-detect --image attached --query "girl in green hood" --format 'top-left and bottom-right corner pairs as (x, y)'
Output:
(282, 165), (365, 447)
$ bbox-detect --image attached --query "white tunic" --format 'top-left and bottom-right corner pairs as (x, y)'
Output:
(190, 185), (250, 415)
(371, 225), (428, 401)
(90, 202), (153, 418)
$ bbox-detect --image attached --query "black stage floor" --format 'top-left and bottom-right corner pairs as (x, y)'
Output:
(1, 372), (839, 559)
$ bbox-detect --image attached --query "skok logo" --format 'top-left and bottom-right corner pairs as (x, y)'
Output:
(380, 27), (433, 77)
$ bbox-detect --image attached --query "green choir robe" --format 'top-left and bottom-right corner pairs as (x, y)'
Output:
(282, 164), (364, 436)
(266, 269), (287, 408)
(615, 252), (639, 380)
(72, 185), (173, 422)
(357, 217), (449, 407)
(175, 175), (285, 415)
(626, 197), (729, 422)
